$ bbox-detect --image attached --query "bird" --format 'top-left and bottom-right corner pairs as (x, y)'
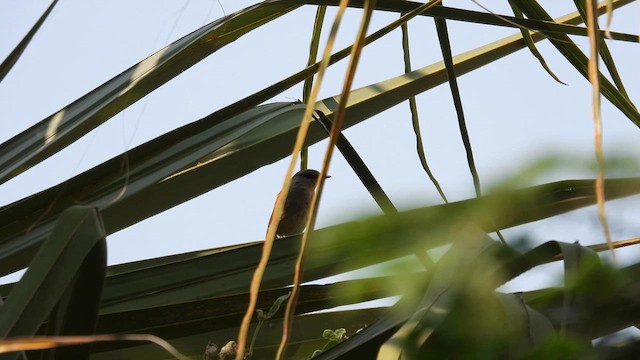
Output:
(267, 169), (330, 238)
(202, 341), (219, 360)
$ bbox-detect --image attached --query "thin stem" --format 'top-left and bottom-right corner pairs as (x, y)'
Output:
(235, 1), (347, 357)
(586, 0), (616, 262)
(276, 0), (385, 358)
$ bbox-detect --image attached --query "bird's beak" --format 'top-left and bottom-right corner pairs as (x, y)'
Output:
(325, 175), (331, 178)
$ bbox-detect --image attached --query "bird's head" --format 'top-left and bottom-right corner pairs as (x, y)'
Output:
(293, 169), (330, 183)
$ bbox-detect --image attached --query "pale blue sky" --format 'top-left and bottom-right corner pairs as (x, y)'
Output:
(1, 1), (639, 293)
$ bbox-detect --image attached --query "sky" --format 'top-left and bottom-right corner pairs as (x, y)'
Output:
(1, 0), (640, 295)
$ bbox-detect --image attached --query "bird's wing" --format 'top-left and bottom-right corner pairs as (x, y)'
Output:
(266, 190), (284, 238)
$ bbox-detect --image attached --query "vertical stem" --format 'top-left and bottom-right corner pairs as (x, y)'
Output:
(276, 0), (380, 358)
(235, 2), (349, 358)
(586, 0), (615, 261)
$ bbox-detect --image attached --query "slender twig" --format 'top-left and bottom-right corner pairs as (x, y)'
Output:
(246, 292), (290, 359)
(246, 321), (262, 359)
(275, 0), (385, 358)
(237, 1), (352, 359)
(551, 237), (640, 262)
(516, 292), (534, 346)
(586, 0), (616, 262)
(571, 0), (631, 105)
(0, 334), (188, 360)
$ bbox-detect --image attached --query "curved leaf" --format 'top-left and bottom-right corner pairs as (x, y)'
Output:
(0, 1), (300, 185)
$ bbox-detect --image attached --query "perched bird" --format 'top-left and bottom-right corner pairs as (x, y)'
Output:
(202, 341), (219, 360)
(268, 169), (329, 238)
